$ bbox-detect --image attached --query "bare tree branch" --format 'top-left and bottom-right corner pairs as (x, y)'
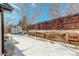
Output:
(48, 3), (61, 19)
(64, 3), (79, 16)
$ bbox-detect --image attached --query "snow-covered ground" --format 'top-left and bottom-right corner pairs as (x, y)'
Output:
(29, 30), (79, 33)
(8, 34), (79, 56)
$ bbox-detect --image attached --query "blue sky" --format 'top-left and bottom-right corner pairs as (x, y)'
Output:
(29, 3), (53, 24)
(29, 3), (70, 24)
(4, 3), (76, 25)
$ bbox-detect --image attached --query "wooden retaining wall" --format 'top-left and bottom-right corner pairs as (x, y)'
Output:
(28, 31), (79, 45)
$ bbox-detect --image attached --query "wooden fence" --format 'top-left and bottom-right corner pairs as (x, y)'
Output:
(28, 13), (79, 30)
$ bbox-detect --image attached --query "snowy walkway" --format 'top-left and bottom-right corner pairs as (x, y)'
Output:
(10, 34), (79, 56)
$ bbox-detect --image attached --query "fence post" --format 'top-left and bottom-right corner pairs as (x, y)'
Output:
(0, 10), (2, 56)
(65, 33), (69, 43)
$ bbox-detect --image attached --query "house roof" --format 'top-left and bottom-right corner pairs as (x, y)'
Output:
(0, 3), (13, 11)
